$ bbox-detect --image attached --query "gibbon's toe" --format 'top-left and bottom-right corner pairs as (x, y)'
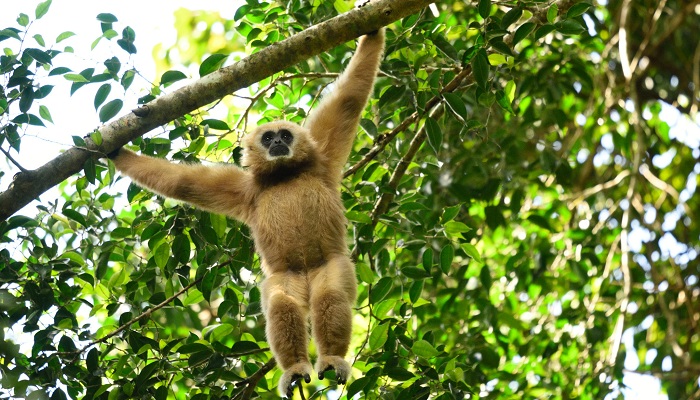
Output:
(279, 363), (313, 398)
(315, 356), (351, 385)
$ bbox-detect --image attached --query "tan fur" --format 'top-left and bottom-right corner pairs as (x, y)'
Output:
(111, 29), (385, 397)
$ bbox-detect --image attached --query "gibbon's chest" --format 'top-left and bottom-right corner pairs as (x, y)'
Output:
(250, 173), (347, 270)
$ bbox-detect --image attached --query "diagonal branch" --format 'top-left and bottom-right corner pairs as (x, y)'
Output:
(0, 0), (436, 221)
(344, 66), (471, 179)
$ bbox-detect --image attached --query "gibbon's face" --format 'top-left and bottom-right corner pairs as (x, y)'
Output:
(242, 121), (316, 170)
(261, 128), (294, 158)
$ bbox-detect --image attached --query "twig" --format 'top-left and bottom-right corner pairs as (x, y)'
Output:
(629, 0), (667, 73)
(562, 169), (631, 209)
(343, 66), (471, 179)
(0, 146), (28, 173)
(617, 0), (633, 81)
(369, 102), (445, 227)
(233, 359), (277, 400)
(57, 264), (222, 358)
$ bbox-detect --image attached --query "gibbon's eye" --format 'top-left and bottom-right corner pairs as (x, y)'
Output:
(261, 131), (275, 146)
(279, 129), (293, 144)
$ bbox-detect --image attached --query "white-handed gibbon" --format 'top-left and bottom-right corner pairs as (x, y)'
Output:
(108, 27), (385, 397)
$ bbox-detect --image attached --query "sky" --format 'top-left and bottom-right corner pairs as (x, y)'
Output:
(0, 1), (685, 399)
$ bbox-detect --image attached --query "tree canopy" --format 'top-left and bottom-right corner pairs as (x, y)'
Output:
(1, 0), (699, 399)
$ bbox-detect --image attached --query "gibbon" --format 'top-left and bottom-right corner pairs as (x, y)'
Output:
(108, 28), (385, 397)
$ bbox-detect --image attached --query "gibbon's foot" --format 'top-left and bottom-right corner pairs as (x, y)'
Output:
(315, 356), (351, 385)
(279, 362), (312, 398)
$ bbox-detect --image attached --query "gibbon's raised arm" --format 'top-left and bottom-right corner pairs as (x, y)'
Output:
(110, 149), (254, 221)
(304, 28), (385, 176)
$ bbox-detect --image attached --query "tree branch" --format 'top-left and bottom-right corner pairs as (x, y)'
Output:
(0, 0), (436, 221)
(344, 66), (471, 179)
(233, 359), (277, 400)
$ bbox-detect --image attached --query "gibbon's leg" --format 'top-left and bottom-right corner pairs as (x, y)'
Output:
(260, 271), (313, 397)
(309, 255), (358, 385)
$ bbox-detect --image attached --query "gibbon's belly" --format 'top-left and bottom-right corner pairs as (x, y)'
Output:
(252, 176), (347, 273)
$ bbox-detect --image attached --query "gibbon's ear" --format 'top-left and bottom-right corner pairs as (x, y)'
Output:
(241, 121), (318, 174)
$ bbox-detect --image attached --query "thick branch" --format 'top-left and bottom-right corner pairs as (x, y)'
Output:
(0, 0), (435, 221)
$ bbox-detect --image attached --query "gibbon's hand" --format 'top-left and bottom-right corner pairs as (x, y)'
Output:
(357, 0), (380, 35)
(106, 147), (122, 159)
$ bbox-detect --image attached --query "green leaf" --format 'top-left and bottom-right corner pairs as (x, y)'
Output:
(440, 244), (454, 274)
(422, 248), (433, 272)
(64, 73), (89, 83)
(201, 267), (218, 303)
(12, 114), (45, 127)
(33, 34), (45, 47)
(409, 280), (423, 303)
(63, 209), (87, 227)
(104, 57), (121, 75)
(461, 243), (482, 263)
(496, 89), (514, 114)
(357, 262), (375, 284)
(121, 69), (135, 90)
(534, 24), (557, 41)
(39, 105), (53, 123)
(425, 117), (442, 155)
(478, 0), (491, 19)
(161, 70), (187, 86)
(25, 48), (52, 64)
(401, 266), (429, 279)
(547, 4), (558, 23)
(96, 13), (118, 23)
(443, 93), (467, 119)
(117, 27), (137, 54)
(445, 221), (471, 239)
(566, 2), (592, 18)
(471, 49), (490, 89)
(442, 205), (460, 223)
(199, 54), (227, 77)
(17, 14), (29, 27)
(99, 99), (123, 122)
(201, 119), (230, 131)
(134, 361), (159, 389)
(555, 20), (586, 35)
(412, 340), (439, 358)
(94, 84), (111, 110)
(501, 7), (522, 29)
(369, 323), (389, 351)
(513, 22), (536, 46)
(346, 210), (371, 224)
(0, 28), (21, 41)
(172, 234), (191, 264)
(370, 277), (392, 304)
(35, 0), (52, 19)
(432, 34), (460, 61)
(90, 131), (102, 146)
(56, 31), (75, 43)
(230, 341), (260, 354)
(49, 66), (71, 76)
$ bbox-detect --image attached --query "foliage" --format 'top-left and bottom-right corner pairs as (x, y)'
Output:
(1, 0), (699, 399)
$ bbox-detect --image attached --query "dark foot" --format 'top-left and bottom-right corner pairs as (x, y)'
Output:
(315, 356), (351, 385)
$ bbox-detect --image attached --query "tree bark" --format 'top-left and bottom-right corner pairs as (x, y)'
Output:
(0, 0), (435, 221)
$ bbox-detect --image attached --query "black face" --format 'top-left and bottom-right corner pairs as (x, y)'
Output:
(261, 129), (294, 157)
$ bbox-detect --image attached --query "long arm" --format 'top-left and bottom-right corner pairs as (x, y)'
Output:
(111, 149), (255, 222)
(304, 28), (385, 176)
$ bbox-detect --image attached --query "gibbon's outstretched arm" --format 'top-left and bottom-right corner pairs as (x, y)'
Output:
(110, 149), (254, 221)
(304, 28), (385, 177)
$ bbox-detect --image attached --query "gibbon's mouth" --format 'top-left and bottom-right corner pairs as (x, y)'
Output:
(269, 144), (290, 157)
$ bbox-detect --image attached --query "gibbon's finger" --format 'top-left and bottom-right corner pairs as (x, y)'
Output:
(285, 374), (309, 399)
